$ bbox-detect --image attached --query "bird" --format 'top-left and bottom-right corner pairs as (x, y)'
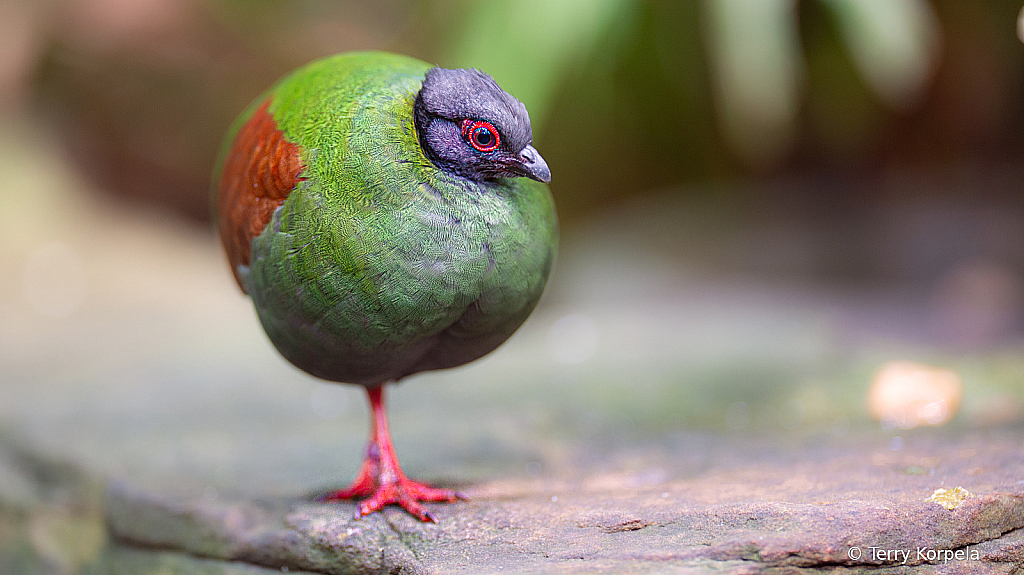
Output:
(213, 51), (557, 522)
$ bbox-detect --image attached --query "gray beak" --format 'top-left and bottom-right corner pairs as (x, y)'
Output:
(516, 144), (551, 184)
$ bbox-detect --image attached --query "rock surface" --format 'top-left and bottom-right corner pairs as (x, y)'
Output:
(4, 428), (1024, 574)
(104, 431), (1024, 575)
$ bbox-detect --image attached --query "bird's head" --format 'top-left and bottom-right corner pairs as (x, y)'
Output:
(413, 67), (550, 184)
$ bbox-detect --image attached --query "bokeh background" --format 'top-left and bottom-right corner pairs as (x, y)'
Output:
(3, 0), (1024, 449)
(7, 0), (1024, 296)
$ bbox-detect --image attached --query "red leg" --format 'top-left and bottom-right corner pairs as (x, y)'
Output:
(318, 385), (465, 522)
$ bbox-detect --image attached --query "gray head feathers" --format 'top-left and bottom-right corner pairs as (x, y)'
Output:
(413, 66), (550, 183)
(416, 67), (533, 152)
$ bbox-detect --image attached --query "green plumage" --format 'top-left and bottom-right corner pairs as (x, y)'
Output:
(231, 52), (557, 386)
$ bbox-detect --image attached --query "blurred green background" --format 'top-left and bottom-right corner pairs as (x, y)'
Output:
(2, 0), (1024, 435)
(3, 0), (1021, 277)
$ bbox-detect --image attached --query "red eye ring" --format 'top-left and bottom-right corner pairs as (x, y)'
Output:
(461, 119), (500, 153)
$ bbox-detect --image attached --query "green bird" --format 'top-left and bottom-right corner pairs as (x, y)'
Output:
(214, 51), (557, 522)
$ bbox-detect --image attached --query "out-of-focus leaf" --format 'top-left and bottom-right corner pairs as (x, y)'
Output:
(703, 0), (803, 168)
(821, 0), (941, 109)
(443, 0), (633, 129)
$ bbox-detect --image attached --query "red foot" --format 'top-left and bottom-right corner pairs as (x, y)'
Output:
(321, 475), (464, 523)
(317, 386), (466, 522)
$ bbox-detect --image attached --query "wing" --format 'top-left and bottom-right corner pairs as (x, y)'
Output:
(216, 98), (305, 290)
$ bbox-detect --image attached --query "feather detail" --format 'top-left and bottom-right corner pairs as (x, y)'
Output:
(217, 98), (305, 290)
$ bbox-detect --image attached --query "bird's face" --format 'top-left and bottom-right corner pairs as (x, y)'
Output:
(413, 67), (551, 184)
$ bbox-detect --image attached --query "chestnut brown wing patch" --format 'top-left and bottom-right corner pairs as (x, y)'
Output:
(217, 99), (305, 290)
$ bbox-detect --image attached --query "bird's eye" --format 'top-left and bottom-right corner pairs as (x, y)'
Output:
(461, 119), (500, 153)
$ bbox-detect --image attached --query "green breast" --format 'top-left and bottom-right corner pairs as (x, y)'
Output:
(242, 52), (558, 386)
